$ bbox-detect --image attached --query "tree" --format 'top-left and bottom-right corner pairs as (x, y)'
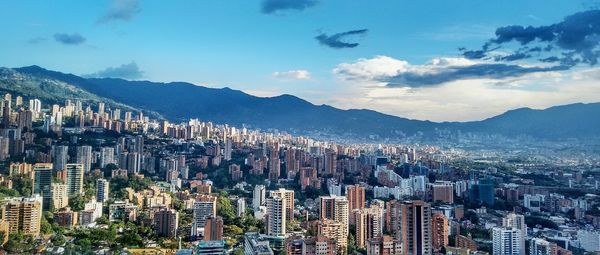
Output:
(11, 176), (32, 197)
(69, 195), (87, 211)
(217, 194), (236, 225)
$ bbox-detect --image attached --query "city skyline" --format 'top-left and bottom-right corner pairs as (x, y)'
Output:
(2, 0), (600, 121)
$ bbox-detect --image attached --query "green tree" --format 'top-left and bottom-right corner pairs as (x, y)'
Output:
(11, 176), (32, 197)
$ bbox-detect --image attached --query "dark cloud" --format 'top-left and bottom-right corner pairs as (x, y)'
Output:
(540, 56), (560, 62)
(497, 52), (531, 61)
(460, 43), (499, 59)
(464, 10), (600, 65)
(380, 64), (569, 88)
(84, 62), (144, 80)
(98, 0), (141, 23)
(261, 0), (317, 14)
(315, 29), (368, 49)
(53, 33), (86, 45)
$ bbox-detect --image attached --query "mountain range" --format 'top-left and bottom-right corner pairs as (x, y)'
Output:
(1, 65), (599, 142)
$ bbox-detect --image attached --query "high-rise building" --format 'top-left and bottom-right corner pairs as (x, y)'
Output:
(66, 164), (84, 195)
(270, 188), (294, 221)
(492, 227), (524, 255)
(2, 196), (42, 236)
(355, 205), (383, 248)
(98, 102), (105, 115)
(319, 195), (349, 251)
(53, 145), (69, 171)
(224, 138), (232, 161)
(470, 177), (495, 206)
(324, 150), (337, 175)
(503, 213), (526, 253)
(237, 198), (246, 217)
(346, 184), (365, 223)
(33, 163), (53, 210)
(431, 213), (449, 251)
(28, 99), (42, 116)
(126, 152), (142, 174)
(99, 147), (115, 168)
(76, 145), (93, 173)
(96, 178), (110, 203)
(154, 208), (179, 238)
(51, 183), (69, 210)
(385, 200), (432, 255)
(430, 181), (454, 204)
(193, 195), (217, 236)
(253, 185), (266, 210)
(268, 157), (280, 181)
(17, 110), (33, 130)
(266, 196), (286, 236)
(2, 100), (11, 128)
(204, 216), (223, 241)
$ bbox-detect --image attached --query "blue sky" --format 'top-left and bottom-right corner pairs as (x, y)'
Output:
(1, 0), (600, 121)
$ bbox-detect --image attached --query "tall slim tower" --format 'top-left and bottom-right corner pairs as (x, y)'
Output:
(224, 138), (232, 161)
(346, 184), (365, 223)
(253, 185), (266, 210)
(53, 145), (69, 171)
(431, 213), (449, 251)
(96, 178), (110, 203)
(66, 164), (84, 196)
(76, 145), (93, 173)
(266, 196), (286, 236)
(99, 147), (115, 168)
(32, 163), (53, 211)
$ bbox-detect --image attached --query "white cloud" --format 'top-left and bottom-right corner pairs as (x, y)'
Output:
(330, 55), (600, 122)
(334, 55), (566, 88)
(272, 70), (311, 80)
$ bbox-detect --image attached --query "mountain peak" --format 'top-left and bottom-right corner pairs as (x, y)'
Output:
(2, 65), (599, 141)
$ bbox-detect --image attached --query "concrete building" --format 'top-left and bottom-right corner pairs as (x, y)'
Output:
(2, 196), (43, 236)
(492, 227), (524, 255)
(193, 195), (217, 236)
(431, 213), (449, 251)
(266, 196), (286, 236)
(346, 184), (365, 224)
(385, 200), (432, 255)
(355, 205), (383, 249)
(76, 145), (93, 173)
(154, 208), (179, 238)
(96, 178), (110, 203)
(66, 163), (84, 195)
(319, 195), (349, 251)
(270, 188), (294, 222)
(204, 216), (223, 241)
(430, 181), (454, 204)
(51, 183), (69, 210)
